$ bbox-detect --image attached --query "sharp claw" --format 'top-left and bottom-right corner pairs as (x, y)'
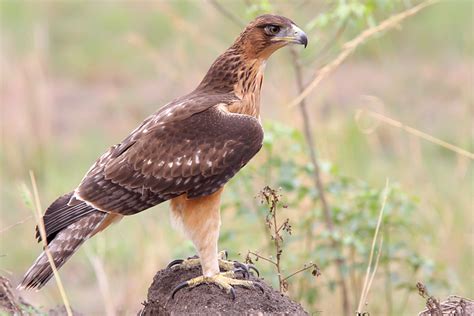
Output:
(171, 281), (189, 299)
(233, 261), (246, 271)
(167, 259), (184, 269)
(233, 267), (243, 274)
(187, 255), (199, 260)
(254, 282), (265, 294)
(224, 250), (228, 260)
(233, 261), (258, 278)
(230, 287), (236, 300)
(248, 264), (260, 277)
(233, 267), (249, 279)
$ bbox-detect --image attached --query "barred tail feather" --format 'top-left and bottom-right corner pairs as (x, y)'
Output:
(18, 211), (107, 290)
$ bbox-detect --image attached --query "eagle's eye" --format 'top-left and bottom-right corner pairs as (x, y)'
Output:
(264, 25), (281, 36)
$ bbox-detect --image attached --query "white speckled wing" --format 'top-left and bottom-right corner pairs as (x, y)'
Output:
(75, 97), (263, 215)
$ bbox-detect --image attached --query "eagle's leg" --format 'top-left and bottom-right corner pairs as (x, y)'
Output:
(169, 190), (263, 299)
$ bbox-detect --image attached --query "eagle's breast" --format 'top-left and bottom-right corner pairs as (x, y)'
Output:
(229, 60), (266, 119)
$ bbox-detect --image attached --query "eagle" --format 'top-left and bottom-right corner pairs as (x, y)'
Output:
(19, 14), (308, 297)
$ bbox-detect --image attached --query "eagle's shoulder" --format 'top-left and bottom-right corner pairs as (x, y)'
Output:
(151, 92), (240, 125)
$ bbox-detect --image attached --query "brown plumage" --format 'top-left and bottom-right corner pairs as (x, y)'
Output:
(19, 14), (307, 290)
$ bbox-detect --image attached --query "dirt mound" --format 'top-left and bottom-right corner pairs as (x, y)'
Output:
(139, 265), (308, 315)
(0, 276), (81, 316)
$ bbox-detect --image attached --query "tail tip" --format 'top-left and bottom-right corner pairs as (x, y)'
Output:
(17, 280), (43, 292)
(16, 284), (24, 290)
(17, 280), (36, 291)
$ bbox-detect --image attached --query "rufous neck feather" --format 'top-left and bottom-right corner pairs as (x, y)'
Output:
(196, 46), (268, 118)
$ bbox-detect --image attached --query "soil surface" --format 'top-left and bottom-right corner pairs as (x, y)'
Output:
(0, 276), (82, 316)
(139, 265), (308, 316)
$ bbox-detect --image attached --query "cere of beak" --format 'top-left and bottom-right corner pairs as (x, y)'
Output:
(291, 24), (308, 48)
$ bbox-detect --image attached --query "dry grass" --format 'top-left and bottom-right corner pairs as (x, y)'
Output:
(357, 179), (389, 314)
(356, 109), (474, 159)
(28, 171), (72, 316)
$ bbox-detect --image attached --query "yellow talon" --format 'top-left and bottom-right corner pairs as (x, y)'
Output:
(167, 251), (259, 277)
(171, 271), (264, 300)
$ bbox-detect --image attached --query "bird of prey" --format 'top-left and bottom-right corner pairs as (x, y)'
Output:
(19, 14), (308, 297)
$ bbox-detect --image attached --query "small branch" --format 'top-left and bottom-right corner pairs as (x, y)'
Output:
(288, 0), (438, 108)
(259, 186), (286, 291)
(275, 219), (289, 234)
(247, 251), (277, 266)
(250, 187), (318, 293)
(282, 263), (320, 283)
(271, 195), (283, 291)
(417, 282), (443, 316)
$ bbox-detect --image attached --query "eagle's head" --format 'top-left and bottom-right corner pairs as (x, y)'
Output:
(234, 14), (308, 59)
(197, 14), (308, 95)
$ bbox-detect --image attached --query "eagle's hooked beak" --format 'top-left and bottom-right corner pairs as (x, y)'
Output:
(290, 24), (308, 48)
(272, 24), (308, 48)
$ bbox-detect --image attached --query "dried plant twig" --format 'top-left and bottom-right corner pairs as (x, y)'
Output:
(246, 250), (277, 266)
(417, 282), (443, 316)
(246, 187), (319, 293)
(282, 262), (321, 283)
(288, 0), (438, 108)
(260, 186), (285, 291)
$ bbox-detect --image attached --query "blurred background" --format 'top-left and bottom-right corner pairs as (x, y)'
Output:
(1, 0), (472, 315)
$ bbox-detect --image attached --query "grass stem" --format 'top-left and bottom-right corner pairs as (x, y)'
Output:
(29, 171), (73, 316)
(356, 178), (389, 313)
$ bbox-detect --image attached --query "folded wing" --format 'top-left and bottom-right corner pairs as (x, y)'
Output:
(75, 103), (263, 215)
